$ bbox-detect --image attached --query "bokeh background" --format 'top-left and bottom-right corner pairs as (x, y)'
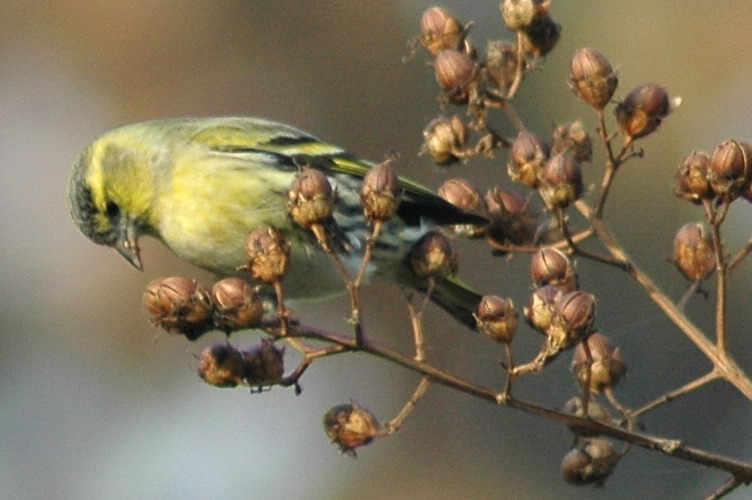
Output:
(2, 1), (752, 499)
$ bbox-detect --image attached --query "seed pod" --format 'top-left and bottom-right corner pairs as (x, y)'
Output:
(561, 438), (619, 486)
(287, 167), (335, 229)
(323, 403), (380, 455)
(211, 277), (264, 331)
(475, 295), (518, 343)
(552, 121), (593, 163)
(539, 153), (583, 209)
(571, 332), (626, 392)
(500, 0), (538, 31)
(530, 247), (578, 292)
(614, 84), (670, 140)
(421, 115), (468, 166)
(434, 49), (479, 103)
(674, 151), (712, 203)
(568, 48), (618, 109)
(485, 187), (536, 246)
(556, 290), (596, 338)
(408, 231), (457, 280)
(143, 277), (213, 339)
(521, 12), (560, 57)
(420, 6), (465, 56)
(360, 160), (402, 223)
(524, 285), (563, 333)
(485, 40), (518, 96)
(508, 131), (550, 188)
(708, 139), (751, 200)
(242, 339), (285, 387)
(673, 222), (715, 281)
(244, 226), (291, 284)
(562, 396), (613, 436)
(197, 343), (246, 388)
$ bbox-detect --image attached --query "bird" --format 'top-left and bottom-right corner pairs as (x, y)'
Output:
(67, 117), (486, 327)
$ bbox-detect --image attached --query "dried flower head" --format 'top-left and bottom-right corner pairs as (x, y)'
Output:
(524, 285), (563, 333)
(615, 84), (670, 140)
(287, 167), (336, 229)
(708, 139), (751, 200)
(420, 6), (466, 56)
(244, 226), (291, 284)
(571, 332), (626, 392)
(197, 343), (246, 388)
(561, 438), (619, 486)
(408, 231), (458, 280)
(530, 247), (578, 292)
(361, 160), (402, 223)
(673, 222), (716, 281)
(568, 48), (618, 109)
(143, 277), (213, 339)
(323, 403), (380, 455)
(674, 151), (712, 203)
(539, 153), (583, 209)
(508, 131), (550, 188)
(475, 295), (518, 343)
(552, 121), (593, 164)
(211, 277), (264, 331)
(243, 339), (285, 388)
(421, 115), (468, 166)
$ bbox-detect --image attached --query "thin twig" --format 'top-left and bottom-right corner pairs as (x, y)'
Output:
(631, 370), (722, 419)
(383, 377), (432, 434)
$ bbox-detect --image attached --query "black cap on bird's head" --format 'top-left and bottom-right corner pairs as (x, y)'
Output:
(67, 145), (144, 271)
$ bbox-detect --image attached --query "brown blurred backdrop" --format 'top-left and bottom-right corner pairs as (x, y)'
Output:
(2, 1), (752, 499)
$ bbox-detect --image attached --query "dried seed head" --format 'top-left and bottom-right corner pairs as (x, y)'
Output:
(323, 403), (380, 455)
(438, 178), (483, 213)
(360, 160), (402, 223)
(708, 139), (751, 200)
(530, 247), (578, 292)
(524, 285), (563, 333)
(408, 231), (457, 280)
(561, 438), (619, 486)
(143, 277), (213, 339)
(508, 131), (550, 188)
(485, 187), (536, 246)
(673, 222), (716, 281)
(550, 290), (596, 347)
(539, 153), (583, 209)
(562, 396), (613, 436)
(211, 277), (264, 331)
(475, 295), (518, 343)
(287, 167), (335, 229)
(571, 332), (626, 392)
(243, 339), (285, 387)
(421, 115), (468, 166)
(552, 121), (593, 164)
(244, 226), (291, 284)
(674, 151), (712, 203)
(568, 48), (618, 109)
(434, 49), (479, 102)
(521, 12), (560, 57)
(485, 40), (518, 96)
(615, 84), (670, 140)
(420, 6), (465, 56)
(500, 0), (539, 31)
(197, 343), (246, 388)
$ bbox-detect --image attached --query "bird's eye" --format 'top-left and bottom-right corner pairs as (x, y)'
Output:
(105, 201), (120, 218)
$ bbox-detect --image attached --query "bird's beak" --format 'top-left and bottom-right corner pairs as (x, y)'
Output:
(115, 220), (143, 271)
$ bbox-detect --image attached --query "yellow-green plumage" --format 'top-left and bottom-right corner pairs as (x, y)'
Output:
(67, 117), (485, 327)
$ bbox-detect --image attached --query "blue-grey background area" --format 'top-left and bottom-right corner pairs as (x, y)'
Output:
(2, 1), (752, 499)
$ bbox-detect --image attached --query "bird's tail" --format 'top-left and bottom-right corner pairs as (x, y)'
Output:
(416, 275), (482, 330)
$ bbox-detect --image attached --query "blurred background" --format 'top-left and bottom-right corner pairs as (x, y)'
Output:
(2, 1), (752, 498)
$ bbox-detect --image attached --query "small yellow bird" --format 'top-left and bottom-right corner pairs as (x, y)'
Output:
(67, 117), (485, 326)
